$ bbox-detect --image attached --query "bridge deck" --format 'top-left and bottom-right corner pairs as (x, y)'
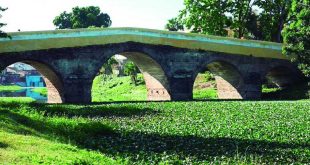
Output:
(0, 27), (286, 60)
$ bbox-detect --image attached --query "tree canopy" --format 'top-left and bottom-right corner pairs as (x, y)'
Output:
(166, 0), (291, 42)
(99, 57), (118, 75)
(0, 6), (9, 38)
(124, 61), (139, 86)
(283, 0), (310, 77)
(53, 6), (112, 29)
(165, 18), (184, 31)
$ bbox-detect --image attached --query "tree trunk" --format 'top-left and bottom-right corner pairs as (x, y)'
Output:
(275, 1), (288, 43)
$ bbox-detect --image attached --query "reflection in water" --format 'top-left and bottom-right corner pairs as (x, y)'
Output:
(0, 88), (47, 103)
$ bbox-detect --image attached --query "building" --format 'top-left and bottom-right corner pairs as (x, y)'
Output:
(26, 75), (45, 87)
(0, 63), (45, 87)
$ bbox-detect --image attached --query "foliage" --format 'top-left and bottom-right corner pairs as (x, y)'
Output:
(165, 17), (184, 31)
(0, 101), (309, 164)
(229, 0), (254, 38)
(99, 57), (118, 75)
(204, 71), (215, 82)
(124, 61), (139, 86)
(53, 6), (112, 29)
(0, 6), (9, 38)
(170, 0), (291, 42)
(283, 0), (310, 77)
(178, 0), (231, 36)
(256, 0), (291, 42)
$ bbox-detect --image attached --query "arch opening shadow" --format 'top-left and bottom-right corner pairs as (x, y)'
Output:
(265, 66), (298, 88)
(194, 61), (244, 99)
(0, 61), (64, 103)
(91, 52), (170, 102)
(262, 66), (309, 100)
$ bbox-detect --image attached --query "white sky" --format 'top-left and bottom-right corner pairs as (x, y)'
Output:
(0, 0), (184, 32)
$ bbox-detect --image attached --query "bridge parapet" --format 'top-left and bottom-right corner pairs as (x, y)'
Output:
(0, 27), (286, 60)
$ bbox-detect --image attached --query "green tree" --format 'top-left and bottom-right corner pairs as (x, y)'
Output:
(230, 0), (255, 38)
(99, 57), (118, 75)
(283, 0), (310, 77)
(165, 17), (184, 31)
(53, 6), (112, 29)
(169, 0), (292, 42)
(256, 0), (291, 42)
(124, 61), (139, 86)
(0, 6), (9, 38)
(179, 0), (231, 36)
(175, 0), (261, 37)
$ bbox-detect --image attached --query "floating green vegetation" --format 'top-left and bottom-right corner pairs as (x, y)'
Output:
(0, 101), (309, 164)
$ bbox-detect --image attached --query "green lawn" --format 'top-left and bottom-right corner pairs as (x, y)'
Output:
(0, 100), (309, 164)
(193, 87), (218, 99)
(193, 72), (218, 100)
(92, 74), (147, 102)
(92, 73), (218, 102)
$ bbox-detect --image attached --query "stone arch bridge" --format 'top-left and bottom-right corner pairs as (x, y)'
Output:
(0, 28), (303, 103)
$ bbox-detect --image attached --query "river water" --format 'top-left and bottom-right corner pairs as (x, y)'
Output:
(0, 88), (47, 103)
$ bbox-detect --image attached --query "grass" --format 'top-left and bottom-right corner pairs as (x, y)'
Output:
(0, 97), (35, 103)
(0, 132), (120, 164)
(92, 72), (219, 102)
(0, 85), (22, 92)
(193, 87), (218, 99)
(92, 74), (147, 102)
(31, 87), (47, 96)
(193, 73), (218, 99)
(0, 100), (309, 164)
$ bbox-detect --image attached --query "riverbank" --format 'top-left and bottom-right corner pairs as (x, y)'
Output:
(31, 88), (47, 96)
(0, 85), (22, 91)
(0, 97), (35, 103)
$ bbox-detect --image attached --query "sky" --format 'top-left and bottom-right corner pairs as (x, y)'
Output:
(0, 0), (184, 32)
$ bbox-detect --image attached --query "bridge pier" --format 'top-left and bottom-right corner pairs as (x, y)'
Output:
(63, 77), (92, 103)
(240, 72), (262, 99)
(169, 77), (193, 101)
(0, 28), (304, 103)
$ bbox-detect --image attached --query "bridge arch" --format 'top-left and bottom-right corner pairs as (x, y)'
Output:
(264, 65), (301, 89)
(0, 60), (64, 103)
(91, 48), (171, 101)
(193, 60), (244, 99)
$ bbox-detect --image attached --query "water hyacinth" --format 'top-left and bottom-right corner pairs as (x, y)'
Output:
(0, 100), (309, 164)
